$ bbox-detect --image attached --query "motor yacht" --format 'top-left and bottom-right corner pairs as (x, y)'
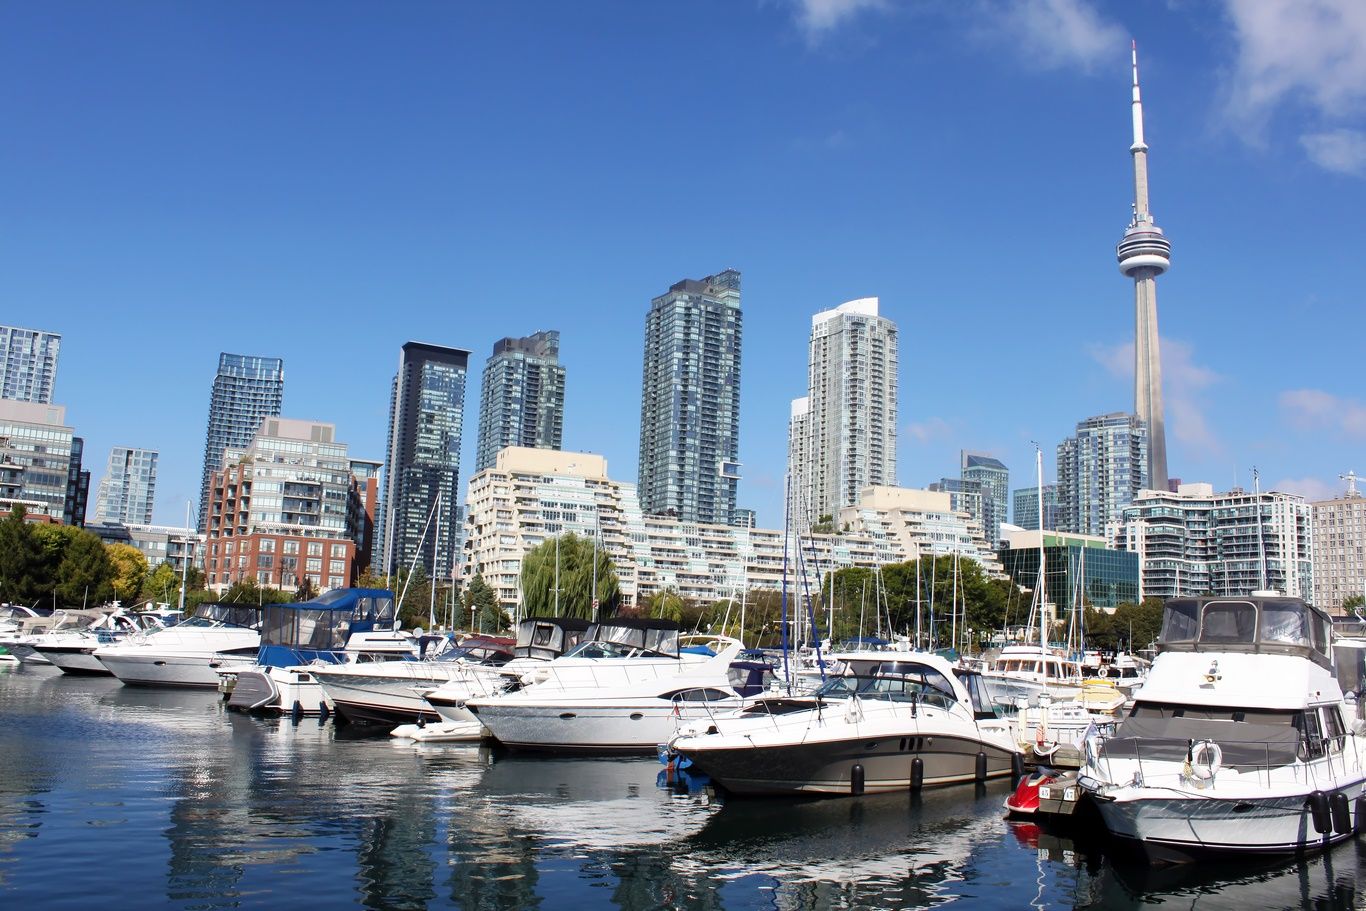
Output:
(667, 651), (1022, 796)
(93, 603), (263, 687)
(33, 609), (178, 675)
(979, 643), (1085, 707)
(221, 589), (413, 715)
(1080, 594), (1366, 862)
(463, 618), (764, 753)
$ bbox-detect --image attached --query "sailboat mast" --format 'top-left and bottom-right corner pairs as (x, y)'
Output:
(1036, 447), (1047, 658)
(429, 490), (441, 630)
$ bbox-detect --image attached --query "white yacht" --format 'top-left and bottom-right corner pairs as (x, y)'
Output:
(668, 651), (1021, 796)
(33, 609), (177, 675)
(979, 642), (1085, 707)
(463, 619), (762, 753)
(93, 603), (263, 687)
(222, 589), (412, 715)
(1080, 595), (1366, 862)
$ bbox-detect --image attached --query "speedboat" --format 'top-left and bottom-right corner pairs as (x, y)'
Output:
(463, 619), (764, 753)
(311, 633), (514, 726)
(1080, 594), (1366, 863)
(221, 588), (413, 715)
(93, 603), (263, 687)
(667, 651), (1022, 796)
(33, 609), (178, 675)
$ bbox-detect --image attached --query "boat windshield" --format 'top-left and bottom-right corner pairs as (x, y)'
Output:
(813, 662), (959, 710)
(1104, 702), (1327, 770)
(1159, 597), (1332, 666)
(562, 639), (648, 660)
(583, 622), (679, 658)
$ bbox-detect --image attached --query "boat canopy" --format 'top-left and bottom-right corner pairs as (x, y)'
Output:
(1158, 596), (1333, 668)
(577, 618), (680, 658)
(259, 589), (395, 650)
(513, 617), (592, 660)
(194, 603), (263, 629)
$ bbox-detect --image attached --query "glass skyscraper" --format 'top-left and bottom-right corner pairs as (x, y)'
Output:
(961, 451), (1008, 546)
(1013, 483), (1061, 531)
(93, 446), (158, 525)
(380, 341), (469, 582)
(1057, 412), (1148, 537)
(999, 531), (1140, 615)
(637, 269), (742, 525)
(0, 324), (61, 404)
(197, 353), (284, 531)
(474, 330), (566, 473)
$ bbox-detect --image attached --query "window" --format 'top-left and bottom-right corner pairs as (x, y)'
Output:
(257, 554), (274, 569)
(329, 576), (344, 589)
(329, 560), (344, 574)
(259, 538), (275, 554)
(283, 540), (299, 555)
(306, 558), (322, 572)
(331, 544), (345, 558)
(307, 542), (323, 556)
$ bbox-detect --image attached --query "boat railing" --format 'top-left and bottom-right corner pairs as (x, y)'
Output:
(527, 657), (689, 693)
(1092, 732), (1364, 791)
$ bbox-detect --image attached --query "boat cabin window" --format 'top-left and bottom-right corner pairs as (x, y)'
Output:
(1336, 643), (1366, 697)
(953, 669), (996, 719)
(1199, 602), (1257, 643)
(1296, 710), (1326, 761)
(1259, 602), (1313, 647)
(1160, 599), (1200, 643)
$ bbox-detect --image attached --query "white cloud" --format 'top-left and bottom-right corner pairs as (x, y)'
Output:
(1300, 129), (1366, 175)
(1278, 388), (1366, 438)
(904, 416), (955, 444)
(1088, 337), (1223, 453)
(1221, 0), (1366, 173)
(1271, 476), (1340, 501)
(984, 0), (1126, 73)
(786, 0), (889, 40)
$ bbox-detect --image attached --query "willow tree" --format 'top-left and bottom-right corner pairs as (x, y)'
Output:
(519, 533), (619, 620)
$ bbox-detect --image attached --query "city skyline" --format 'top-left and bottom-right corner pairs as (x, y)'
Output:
(3, 3), (1364, 531)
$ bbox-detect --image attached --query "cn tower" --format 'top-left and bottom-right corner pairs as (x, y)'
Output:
(1117, 41), (1170, 492)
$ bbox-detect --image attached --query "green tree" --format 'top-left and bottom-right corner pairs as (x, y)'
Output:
(462, 573), (507, 633)
(0, 507), (42, 605)
(518, 533), (620, 619)
(1343, 594), (1365, 614)
(642, 587), (685, 622)
(393, 564), (432, 629)
(296, 576), (318, 602)
(221, 579), (294, 606)
(55, 529), (115, 607)
(106, 543), (148, 605)
(142, 561), (208, 610)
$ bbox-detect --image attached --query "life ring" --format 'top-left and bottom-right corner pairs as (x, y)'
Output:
(1188, 740), (1222, 781)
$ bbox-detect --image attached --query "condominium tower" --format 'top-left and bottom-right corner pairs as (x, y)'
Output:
(0, 324), (61, 404)
(197, 353), (284, 531)
(637, 269), (742, 525)
(1311, 475), (1365, 612)
(1012, 484), (1061, 531)
(1057, 412), (1148, 537)
(381, 341), (469, 581)
(474, 330), (566, 473)
(93, 446), (158, 525)
(791, 298), (897, 523)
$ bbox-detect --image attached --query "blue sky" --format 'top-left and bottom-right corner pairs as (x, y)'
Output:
(3, 0), (1364, 530)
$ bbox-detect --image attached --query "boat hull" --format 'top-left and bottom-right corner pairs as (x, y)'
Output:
(467, 701), (720, 754)
(679, 732), (1017, 796)
(35, 645), (112, 676)
(313, 671), (457, 726)
(226, 667), (332, 715)
(1093, 785), (1366, 863)
(97, 652), (254, 688)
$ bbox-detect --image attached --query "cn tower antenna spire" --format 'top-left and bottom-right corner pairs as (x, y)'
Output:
(1117, 40), (1171, 493)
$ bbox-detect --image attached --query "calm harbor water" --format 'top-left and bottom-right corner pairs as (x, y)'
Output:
(0, 663), (1361, 910)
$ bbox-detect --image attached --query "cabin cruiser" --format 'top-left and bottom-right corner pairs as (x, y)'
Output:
(1080, 595), (1366, 862)
(389, 617), (594, 741)
(32, 609), (179, 675)
(93, 603), (263, 687)
(1, 608), (117, 664)
(221, 589), (413, 715)
(311, 633), (515, 726)
(980, 643), (1085, 707)
(462, 619), (764, 753)
(667, 651), (1021, 796)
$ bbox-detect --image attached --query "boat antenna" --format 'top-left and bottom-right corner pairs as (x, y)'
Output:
(1253, 467), (1268, 592)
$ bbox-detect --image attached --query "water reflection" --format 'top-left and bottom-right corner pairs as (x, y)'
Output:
(3, 663), (1366, 909)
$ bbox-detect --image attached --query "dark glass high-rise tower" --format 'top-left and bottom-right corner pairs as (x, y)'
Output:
(197, 353), (284, 531)
(637, 269), (742, 525)
(380, 341), (469, 582)
(474, 331), (566, 473)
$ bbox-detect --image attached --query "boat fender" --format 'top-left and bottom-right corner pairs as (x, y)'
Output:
(975, 751), (988, 783)
(1309, 790), (1332, 835)
(1331, 791), (1352, 835)
(1355, 794), (1366, 836)
(911, 756), (924, 792)
(291, 701), (304, 722)
(1011, 751), (1025, 785)
(851, 764), (865, 796)
(1187, 740), (1221, 782)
